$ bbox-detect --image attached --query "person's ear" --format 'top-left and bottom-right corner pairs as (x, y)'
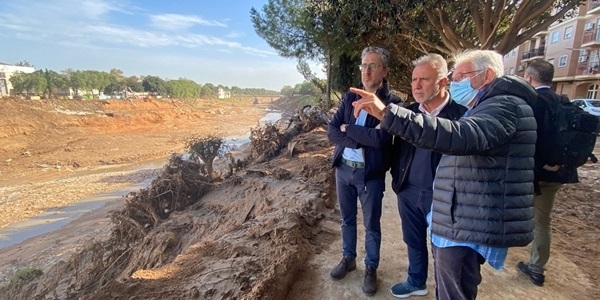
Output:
(483, 68), (494, 85)
(382, 66), (390, 77)
(438, 76), (448, 88)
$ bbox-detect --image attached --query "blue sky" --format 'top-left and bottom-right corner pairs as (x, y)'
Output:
(0, 0), (319, 91)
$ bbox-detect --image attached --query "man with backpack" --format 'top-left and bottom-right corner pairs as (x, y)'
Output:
(518, 59), (580, 286)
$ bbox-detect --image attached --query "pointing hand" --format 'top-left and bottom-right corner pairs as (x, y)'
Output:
(350, 87), (387, 120)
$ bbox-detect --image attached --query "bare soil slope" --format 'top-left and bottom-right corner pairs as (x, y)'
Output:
(0, 97), (270, 228)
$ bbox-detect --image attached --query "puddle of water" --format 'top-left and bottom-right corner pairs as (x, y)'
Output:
(261, 111), (283, 124)
(0, 176), (154, 249)
(0, 110), (284, 250)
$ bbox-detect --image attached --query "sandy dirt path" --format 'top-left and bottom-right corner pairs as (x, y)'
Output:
(287, 176), (596, 300)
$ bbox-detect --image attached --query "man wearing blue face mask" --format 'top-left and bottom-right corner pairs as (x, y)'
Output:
(350, 49), (537, 300)
(449, 68), (485, 108)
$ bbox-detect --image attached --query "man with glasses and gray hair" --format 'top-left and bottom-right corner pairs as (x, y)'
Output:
(350, 49), (537, 299)
(327, 46), (402, 296)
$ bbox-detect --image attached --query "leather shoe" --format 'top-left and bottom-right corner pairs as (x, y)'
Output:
(330, 257), (356, 280)
(517, 261), (545, 286)
(362, 265), (377, 296)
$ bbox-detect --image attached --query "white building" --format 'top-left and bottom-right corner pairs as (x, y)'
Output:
(0, 62), (35, 97)
(217, 87), (231, 99)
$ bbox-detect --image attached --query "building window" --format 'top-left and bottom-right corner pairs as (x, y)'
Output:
(564, 26), (573, 39)
(558, 55), (568, 67)
(585, 22), (595, 31)
(512, 48), (517, 56)
(551, 31), (560, 43)
(579, 49), (590, 62)
(509, 67), (515, 74)
(587, 84), (599, 99)
(0, 72), (5, 79)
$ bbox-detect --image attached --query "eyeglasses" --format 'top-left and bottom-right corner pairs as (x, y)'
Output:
(358, 63), (381, 71)
(449, 69), (484, 82)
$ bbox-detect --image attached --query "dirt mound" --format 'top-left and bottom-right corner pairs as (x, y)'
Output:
(0, 108), (335, 299)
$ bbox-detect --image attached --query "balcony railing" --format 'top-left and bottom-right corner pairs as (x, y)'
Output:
(576, 61), (600, 75)
(521, 47), (545, 60)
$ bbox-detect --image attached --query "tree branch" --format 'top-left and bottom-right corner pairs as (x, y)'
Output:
(426, 7), (468, 51)
(469, 0), (485, 41)
(496, 1), (582, 53)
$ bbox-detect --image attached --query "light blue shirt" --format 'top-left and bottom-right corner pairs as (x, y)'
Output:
(427, 211), (508, 270)
(342, 109), (368, 162)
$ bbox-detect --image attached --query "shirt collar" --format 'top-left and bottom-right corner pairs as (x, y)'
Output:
(418, 93), (450, 117)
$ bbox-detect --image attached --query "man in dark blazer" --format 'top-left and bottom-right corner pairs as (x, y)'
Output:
(388, 53), (467, 298)
(517, 59), (579, 287)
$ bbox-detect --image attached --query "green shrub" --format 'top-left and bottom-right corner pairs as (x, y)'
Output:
(11, 267), (43, 283)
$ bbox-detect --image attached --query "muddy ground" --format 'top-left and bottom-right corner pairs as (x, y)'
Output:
(0, 97), (599, 299)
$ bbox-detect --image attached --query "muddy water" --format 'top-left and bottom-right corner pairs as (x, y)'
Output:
(0, 111), (283, 250)
(0, 167), (156, 249)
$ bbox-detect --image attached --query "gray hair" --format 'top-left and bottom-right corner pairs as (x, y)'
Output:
(412, 53), (448, 81)
(452, 49), (504, 78)
(362, 46), (391, 68)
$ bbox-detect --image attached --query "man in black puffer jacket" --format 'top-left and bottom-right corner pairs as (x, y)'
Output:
(351, 49), (537, 300)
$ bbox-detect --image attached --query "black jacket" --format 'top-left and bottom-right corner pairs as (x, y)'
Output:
(380, 75), (537, 247)
(531, 87), (579, 185)
(389, 99), (467, 194)
(328, 80), (402, 182)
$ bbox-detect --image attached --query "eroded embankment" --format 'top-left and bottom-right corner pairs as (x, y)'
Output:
(0, 109), (336, 300)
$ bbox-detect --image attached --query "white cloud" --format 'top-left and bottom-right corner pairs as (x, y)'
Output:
(150, 14), (227, 31)
(79, 0), (135, 19)
(0, 0), (272, 57)
(1, 0), (135, 21)
(225, 31), (242, 39)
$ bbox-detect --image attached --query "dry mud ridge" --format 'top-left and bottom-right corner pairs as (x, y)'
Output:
(0, 98), (599, 299)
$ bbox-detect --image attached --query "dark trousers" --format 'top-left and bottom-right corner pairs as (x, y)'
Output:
(335, 163), (384, 268)
(397, 185), (432, 286)
(432, 245), (485, 300)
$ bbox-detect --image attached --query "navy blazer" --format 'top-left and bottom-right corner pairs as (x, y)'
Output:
(328, 80), (402, 182)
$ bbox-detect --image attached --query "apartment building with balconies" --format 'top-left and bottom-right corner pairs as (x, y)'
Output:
(504, 0), (600, 99)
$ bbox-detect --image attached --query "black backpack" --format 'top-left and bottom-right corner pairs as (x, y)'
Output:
(540, 94), (599, 168)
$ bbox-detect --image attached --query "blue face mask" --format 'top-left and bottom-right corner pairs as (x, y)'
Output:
(450, 77), (478, 106)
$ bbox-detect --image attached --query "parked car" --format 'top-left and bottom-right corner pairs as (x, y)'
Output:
(571, 99), (600, 117)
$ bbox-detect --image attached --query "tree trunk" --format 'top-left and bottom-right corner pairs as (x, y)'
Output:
(326, 51), (332, 108)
